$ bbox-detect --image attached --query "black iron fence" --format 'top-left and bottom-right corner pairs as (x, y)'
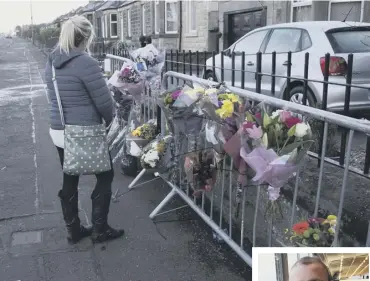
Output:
(106, 48), (370, 176)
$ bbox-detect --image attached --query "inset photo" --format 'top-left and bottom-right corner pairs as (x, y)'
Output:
(256, 251), (369, 281)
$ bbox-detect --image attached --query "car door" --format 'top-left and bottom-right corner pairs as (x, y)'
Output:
(226, 29), (270, 90)
(261, 28), (307, 97)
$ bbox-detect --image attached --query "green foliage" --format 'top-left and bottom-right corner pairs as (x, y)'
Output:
(39, 27), (60, 45)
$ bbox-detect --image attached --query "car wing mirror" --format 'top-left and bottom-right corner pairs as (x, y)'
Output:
(223, 49), (231, 57)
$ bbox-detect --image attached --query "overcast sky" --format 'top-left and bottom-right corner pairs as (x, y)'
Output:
(0, 0), (88, 33)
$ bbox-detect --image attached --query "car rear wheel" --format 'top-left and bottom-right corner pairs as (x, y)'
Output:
(287, 86), (317, 108)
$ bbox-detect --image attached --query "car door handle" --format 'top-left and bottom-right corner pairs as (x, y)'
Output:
(282, 61), (291, 66)
(247, 61), (254, 66)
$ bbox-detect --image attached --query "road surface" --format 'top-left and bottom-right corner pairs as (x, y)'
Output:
(0, 37), (250, 281)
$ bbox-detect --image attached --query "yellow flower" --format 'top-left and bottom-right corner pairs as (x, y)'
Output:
(215, 100), (234, 118)
(193, 87), (205, 94)
(327, 215), (337, 221)
(205, 88), (217, 95)
(225, 93), (240, 103)
(185, 88), (205, 98)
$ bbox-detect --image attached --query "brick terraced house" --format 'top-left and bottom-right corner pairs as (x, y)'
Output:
(51, 0), (370, 53)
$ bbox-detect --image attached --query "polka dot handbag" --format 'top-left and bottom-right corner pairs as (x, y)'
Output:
(52, 65), (111, 175)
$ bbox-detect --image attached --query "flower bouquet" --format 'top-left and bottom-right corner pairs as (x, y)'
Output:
(157, 85), (205, 137)
(130, 44), (166, 81)
(287, 215), (337, 247)
(107, 62), (145, 101)
(184, 149), (217, 197)
(239, 107), (314, 219)
(126, 119), (158, 157)
(200, 89), (242, 152)
(140, 135), (173, 170)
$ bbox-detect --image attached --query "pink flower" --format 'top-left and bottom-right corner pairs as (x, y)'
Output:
(284, 116), (302, 128)
(279, 110), (302, 128)
(171, 89), (182, 100)
(242, 121), (254, 130)
(246, 124), (263, 139)
(279, 110), (292, 122)
(121, 67), (131, 77)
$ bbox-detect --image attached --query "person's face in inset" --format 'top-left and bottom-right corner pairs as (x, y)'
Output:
(289, 264), (329, 281)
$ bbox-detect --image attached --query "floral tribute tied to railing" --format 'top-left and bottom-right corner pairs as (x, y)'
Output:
(106, 43), (166, 177)
(287, 215), (337, 247)
(136, 78), (320, 247)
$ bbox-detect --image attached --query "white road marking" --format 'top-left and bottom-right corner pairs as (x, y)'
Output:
(24, 47), (39, 214)
(27, 49), (90, 225)
(0, 84), (46, 91)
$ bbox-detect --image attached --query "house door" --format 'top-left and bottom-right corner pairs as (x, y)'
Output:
(227, 9), (267, 47)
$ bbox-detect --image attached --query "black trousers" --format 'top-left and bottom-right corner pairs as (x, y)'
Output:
(56, 147), (114, 201)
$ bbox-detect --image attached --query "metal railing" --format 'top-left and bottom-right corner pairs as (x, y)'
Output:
(153, 71), (370, 264)
(104, 53), (370, 266)
(105, 54), (159, 124)
(161, 50), (370, 177)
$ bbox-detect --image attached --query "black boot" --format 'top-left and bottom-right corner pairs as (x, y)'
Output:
(91, 191), (124, 244)
(58, 190), (92, 244)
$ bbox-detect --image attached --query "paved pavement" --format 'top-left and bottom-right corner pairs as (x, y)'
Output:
(0, 37), (251, 281)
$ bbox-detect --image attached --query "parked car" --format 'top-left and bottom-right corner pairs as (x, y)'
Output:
(6, 35), (12, 39)
(204, 21), (370, 113)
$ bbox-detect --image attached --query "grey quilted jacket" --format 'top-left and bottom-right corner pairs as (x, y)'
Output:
(45, 48), (113, 130)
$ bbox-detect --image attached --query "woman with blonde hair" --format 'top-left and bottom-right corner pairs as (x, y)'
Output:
(45, 15), (124, 244)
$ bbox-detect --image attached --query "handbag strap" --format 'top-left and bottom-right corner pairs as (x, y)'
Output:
(52, 65), (65, 127)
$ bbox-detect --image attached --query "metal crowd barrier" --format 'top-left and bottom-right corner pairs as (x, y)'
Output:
(149, 71), (370, 265)
(105, 53), (370, 265)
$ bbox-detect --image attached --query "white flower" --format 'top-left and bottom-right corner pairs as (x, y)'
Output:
(271, 110), (283, 120)
(142, 150), (159, 168)
(294, 123), (309, 138)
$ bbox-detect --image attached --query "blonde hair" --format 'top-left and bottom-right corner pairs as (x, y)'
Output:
(57, 15), (94, 55)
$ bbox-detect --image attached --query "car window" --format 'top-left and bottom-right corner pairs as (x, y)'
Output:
(233, 30), (269, 54)
(301, 30), (312, 50)
(265, 28), (302, 53)
(326, 29), (370, 53)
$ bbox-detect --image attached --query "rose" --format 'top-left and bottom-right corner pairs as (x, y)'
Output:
(285, 116), (302, 128)
(279, 110), (292, 122)
(294, 123), (309, 138)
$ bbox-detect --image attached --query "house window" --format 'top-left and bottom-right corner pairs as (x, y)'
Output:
(102, 16), (105, 37)
(165, 0), (178, 34)
(154, 0), (160, 34)
(127, 9), (132, 37)
(86, 14), (93, 23)
(97, 17), (102, 37)
(187, 0), (197, 33)
(110, 13), (118, 38)
(142, 5), (146, 35)
(121, 12), (124, 40)
(104, 15), (108, 38)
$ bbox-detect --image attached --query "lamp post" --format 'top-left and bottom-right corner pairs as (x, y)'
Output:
(30, 0), (34, 44)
